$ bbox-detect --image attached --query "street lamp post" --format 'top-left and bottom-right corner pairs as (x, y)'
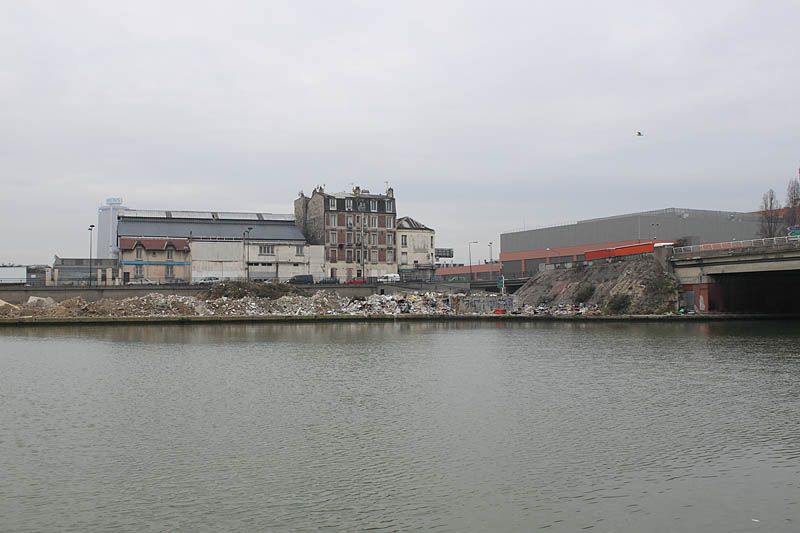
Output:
(244, 227), (253, 281)
(468, 241), (478, 282)
(650, 223), (660, 241)
(488, 241), (493, 263)
(88, 224), (95, 287)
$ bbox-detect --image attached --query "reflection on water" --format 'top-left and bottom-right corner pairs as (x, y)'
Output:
(1, 321), (799, 532)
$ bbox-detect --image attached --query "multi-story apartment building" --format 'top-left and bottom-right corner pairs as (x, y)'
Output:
(295, 186), (398, 280)
(396, 216), (436, 280)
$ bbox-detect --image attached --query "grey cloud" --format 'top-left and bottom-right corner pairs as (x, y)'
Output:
(1, 0), (799, 263)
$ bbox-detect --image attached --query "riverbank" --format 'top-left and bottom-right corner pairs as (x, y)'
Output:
(0, 312), (794, 326)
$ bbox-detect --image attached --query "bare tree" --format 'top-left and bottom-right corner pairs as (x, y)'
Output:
(785, 174), (800, 228)
(759, 189), (783, 238)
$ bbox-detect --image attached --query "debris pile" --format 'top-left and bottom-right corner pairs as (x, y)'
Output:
(0, 290), (462, 318)
(517, 303), (602, 317)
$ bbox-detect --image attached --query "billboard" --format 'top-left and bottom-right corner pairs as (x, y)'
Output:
(435, 248), (454, 258)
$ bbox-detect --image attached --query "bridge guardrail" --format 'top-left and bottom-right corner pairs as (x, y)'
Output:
(673, 235), (800, 256)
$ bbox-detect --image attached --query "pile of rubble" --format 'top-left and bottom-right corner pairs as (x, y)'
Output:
(0, 291), (464, 319)
(517, 303), (603, 317)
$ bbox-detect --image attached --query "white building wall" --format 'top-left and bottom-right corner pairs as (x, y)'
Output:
(246, 242), (326, 281)
(398, 229), (435, 267)
(191, 241), (246, 280)
(190, 241), (324, 282)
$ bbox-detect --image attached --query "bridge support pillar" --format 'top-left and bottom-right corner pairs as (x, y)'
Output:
(681, 282), (723, 313)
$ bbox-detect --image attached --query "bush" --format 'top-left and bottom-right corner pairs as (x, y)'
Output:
(606, 293), (631, 314)
(573, 283), (595, 303)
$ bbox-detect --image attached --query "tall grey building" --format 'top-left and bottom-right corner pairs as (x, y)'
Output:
(96, 198), (127, 259)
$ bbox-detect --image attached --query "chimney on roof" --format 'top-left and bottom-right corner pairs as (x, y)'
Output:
(387, 187), (394, 198)
(353, 186), (361, 195)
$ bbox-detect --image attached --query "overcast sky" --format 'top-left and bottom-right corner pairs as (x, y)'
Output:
(2, 0), (799, 264)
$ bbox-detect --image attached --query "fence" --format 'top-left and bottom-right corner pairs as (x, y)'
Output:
(672, 235), (800, 255)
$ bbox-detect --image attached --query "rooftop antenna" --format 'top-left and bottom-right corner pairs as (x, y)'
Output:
(384, 180), (389, 193)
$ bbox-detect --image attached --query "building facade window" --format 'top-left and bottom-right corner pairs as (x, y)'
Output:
(371, 248), (378, 263)
(431, 236), (434, 247)
(166, 264), (174, 278)
(387, 232), (394, 246)
(329, 197), (336, 210)
(134, 264), (143, 277)
(166, 247), (174, 260)
(345, 198), (353, 210)
(385, 216), (394, 228)
(295, 245), (304, 256)
(356, 249), (362, 263)
(329, 231), (337, 244)
(370, 199), (377, 212)
(135, 246), (143, 259)
(371, 215), (378, 228)
(259, 245), (275, 255)
(346, 215), (353, 227)
(401, 252), (408, 264)
(387, 249), (394, 263)
(355, 231), (362, 244)
(401, 235), (408, 247)
(385, 200), (394, 213)
(329, 214), (337, 226)
(346, 231), (353, 244)
(371, 232), (377, 245)
(329, 248), (337, 262)
(346, 249), (353, 262)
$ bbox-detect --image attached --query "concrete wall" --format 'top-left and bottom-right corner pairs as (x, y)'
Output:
(501, 208), (762, 254)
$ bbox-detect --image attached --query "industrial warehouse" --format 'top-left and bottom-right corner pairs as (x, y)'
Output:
(436, 207), (764, 280)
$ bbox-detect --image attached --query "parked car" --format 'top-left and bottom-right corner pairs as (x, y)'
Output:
(377, 273), (401, 284)
(287, 274), (314, 285)
(194, 277), (220, 284)
(317, 277), (340, 285)
(345, 277), (368, 284)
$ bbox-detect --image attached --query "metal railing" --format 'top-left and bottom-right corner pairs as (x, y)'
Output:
(673, 235), (800, 255)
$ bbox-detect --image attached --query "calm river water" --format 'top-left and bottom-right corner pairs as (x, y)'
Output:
(1, 321), (799, 532)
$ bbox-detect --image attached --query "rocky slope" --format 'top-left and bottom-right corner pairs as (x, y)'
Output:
(513, 256), (680, 314)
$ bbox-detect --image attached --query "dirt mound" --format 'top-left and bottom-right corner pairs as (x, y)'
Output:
(200, 281), (307, 300)
(514, 256), (679, 314)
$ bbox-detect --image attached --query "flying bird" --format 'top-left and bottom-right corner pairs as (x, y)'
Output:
(636, 131), (644, 137)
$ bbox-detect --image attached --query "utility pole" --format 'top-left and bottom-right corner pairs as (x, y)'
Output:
(468, 241), (478, 283)
(244, 227), (253, 281)
(88, 224), (95, 287)
(488, 241), (493, 263)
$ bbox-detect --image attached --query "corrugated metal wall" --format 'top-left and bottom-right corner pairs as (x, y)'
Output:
(501, 209), (762, 253)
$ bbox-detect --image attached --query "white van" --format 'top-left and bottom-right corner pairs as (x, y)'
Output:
(377, 273), (401, 284)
